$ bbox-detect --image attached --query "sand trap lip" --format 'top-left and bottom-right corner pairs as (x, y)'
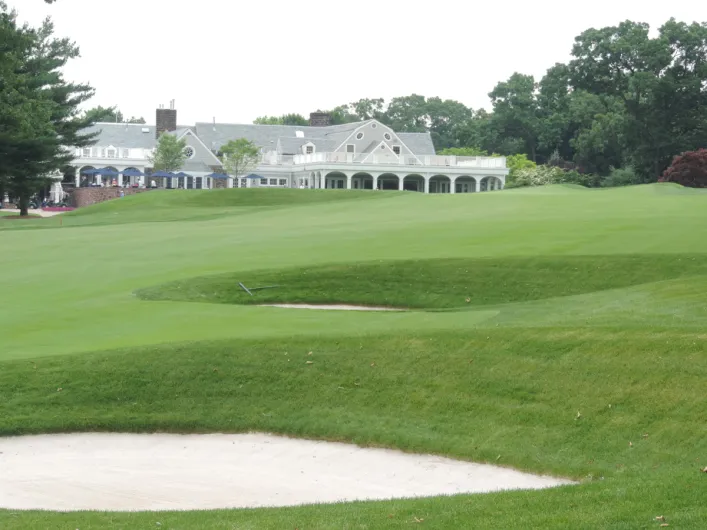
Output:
(0, 433), (573, 511)
(260, 303), (406, 311)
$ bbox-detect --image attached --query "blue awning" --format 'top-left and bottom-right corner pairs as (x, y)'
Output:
(206, 172), (230, 179)
(150, 170), (175, 178)
(245, 174), (264, 179)
(122, 168), (145, 176)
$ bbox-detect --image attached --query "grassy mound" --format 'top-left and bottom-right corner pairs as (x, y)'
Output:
(137, 254), (707, 309)
(2, 329), (706, 527)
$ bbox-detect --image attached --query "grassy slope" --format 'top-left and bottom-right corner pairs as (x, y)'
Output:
(3, 184), (707, 528)
(137, 254), (707, 309)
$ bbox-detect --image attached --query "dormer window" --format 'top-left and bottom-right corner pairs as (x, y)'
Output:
(306, 145), (314, 154)
(107, 148), (116, 158)
(393, 146), (401, 155)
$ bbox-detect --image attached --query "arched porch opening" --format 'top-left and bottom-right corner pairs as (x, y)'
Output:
(403, 174), (425, 192)
(377, 172), (400, 190)
(351, 172), (374, 190)
(324, 171), (347, 189)
(455, 176), (477, 193)
(480, 176), (504, 191)
(78, 166), (96, 187)
(123, 167), (141, 188)
(429, 175), (451, 193)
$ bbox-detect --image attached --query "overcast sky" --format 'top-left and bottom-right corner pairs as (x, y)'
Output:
(15, 0), (702, 125)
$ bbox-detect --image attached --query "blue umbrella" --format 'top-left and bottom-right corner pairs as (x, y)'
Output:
(122, 168), (145, 177)
(98, 168), (120, 177)
(206, 172), (230, 179)
(245, 174), (263, 179)
(174, 172), (192, 178)
(150, 170), (175, 178)
(80, 168), (99, 175)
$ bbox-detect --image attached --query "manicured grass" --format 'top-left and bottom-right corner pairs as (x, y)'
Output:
(138, 254), (707, 309)
(3, 184), (707, 528)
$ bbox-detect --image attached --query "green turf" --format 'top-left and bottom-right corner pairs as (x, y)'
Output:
(3, 184), (707, 528)
(137, 254), (707, 309)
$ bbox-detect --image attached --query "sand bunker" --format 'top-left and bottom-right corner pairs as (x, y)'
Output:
(0, 433), (572, 511)
(260, 303), (405, 311)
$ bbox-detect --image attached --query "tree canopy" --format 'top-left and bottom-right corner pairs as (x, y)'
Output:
(220, 138), (260, 179)
(0, 3), (95, 215)
(84, 105), (145, 124)
(149, 133), (187, 173)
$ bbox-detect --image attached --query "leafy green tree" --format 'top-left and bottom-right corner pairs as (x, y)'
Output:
(83, 105), (144, 124)
(220, 138), (260, 178)
(437, 147), (490, 156)
(0, 5), (96, 215)
(350, 98), (386, 121)
(488, 73), (542, 162)
(568, 19), (707, 180)
(253, 114), (308, 126)
(149, 133), (187, 172)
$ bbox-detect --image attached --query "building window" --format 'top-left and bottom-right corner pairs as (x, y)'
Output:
(82, 148), (91, 157)
(122, 149), (130, 158)
(101, 148), (106, 157)
(384, 133), (392, 141)
(305, 145), (314, 154)
(269, 178), (277, 186)
(260, 178), (267, 185)
(380, 144), (386, 150)
(279, 179), (287, 186)
(371, 123), (378, 128)
(393, 146), (401, 155)
(184, 146), (195, 159)
(107, 149), (116, 158)
(356, 132), (364, 140)
(346, 144), (355, 153)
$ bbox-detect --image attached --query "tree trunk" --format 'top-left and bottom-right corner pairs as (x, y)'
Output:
(18, 194), (29, 217)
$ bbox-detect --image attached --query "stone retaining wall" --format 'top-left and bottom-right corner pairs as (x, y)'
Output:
(69, 187), (155, 208)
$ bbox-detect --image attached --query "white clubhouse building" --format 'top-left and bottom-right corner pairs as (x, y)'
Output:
(65, 107), (507, 194)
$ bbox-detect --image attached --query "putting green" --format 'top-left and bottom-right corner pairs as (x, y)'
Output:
(2, 184), (707, 528)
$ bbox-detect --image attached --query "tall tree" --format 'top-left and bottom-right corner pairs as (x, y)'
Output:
(568, 19), (707, 180)
(488, 73), (542, 162)
(149, 133), (187, 172)
(220, 138), (260, 179)
(0, 5), (96, 215)
(253, 114), (308, 126)
(84, 105), (144, 124)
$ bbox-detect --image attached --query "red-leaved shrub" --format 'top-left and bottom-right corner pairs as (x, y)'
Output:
(660, 149), (707, 188)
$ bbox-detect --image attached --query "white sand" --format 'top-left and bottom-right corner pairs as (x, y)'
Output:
(0, 208), (64, 218)
(260, 303), (405, 311)
(0, 433), (572, 511)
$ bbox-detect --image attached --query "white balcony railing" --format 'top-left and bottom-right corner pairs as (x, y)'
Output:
(267, 152), (506, 168)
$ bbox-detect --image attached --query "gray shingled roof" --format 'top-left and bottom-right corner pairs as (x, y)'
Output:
(84, 120), (436, 157)
(277, 137), (338, 155)
(83, 122), (157, 149)
(182, 159), (218, 172)
(195, 121), (365, 153)
(398, 132), (436, 155)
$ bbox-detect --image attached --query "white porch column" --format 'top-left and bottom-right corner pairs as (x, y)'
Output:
(373, 176), (379, 190)
(424, 176), (430, 194)
(398, 177), (404, 191)
(450, 176), (457, 194)
(75, 170), (80, 187)
(346, 174), (352, 190)
(117, 173), (123, 187)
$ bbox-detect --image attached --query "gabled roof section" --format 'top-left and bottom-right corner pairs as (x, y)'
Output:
(194, 121), (368, 154)
(277, 136), (337, 155)
(398, 132), (435, 155)
(181, 129), (223, 166)
(82, 122), (157, 149)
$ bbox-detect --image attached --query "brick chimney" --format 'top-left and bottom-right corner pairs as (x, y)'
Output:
(156, 100), (177, 138)
(309, 112), (331, 127)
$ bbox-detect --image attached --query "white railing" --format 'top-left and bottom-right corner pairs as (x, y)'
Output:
(282, 152), (506, 168)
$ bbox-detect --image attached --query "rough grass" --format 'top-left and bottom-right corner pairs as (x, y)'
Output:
(4, 184), (707, 528)
(2, 329), (707, 528)
(138, 254), (707, 309)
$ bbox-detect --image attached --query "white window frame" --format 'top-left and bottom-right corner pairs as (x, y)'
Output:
(392, 145), (401, 155)
(82, 148), (91, 157)
(122, 149), (130, 158)
(269, 178), (277, 186)
(305, 145), (314, 154)
(278, 178), (287, 186)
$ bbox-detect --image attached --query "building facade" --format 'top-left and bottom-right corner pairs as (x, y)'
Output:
(63, 107), (508, 195)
